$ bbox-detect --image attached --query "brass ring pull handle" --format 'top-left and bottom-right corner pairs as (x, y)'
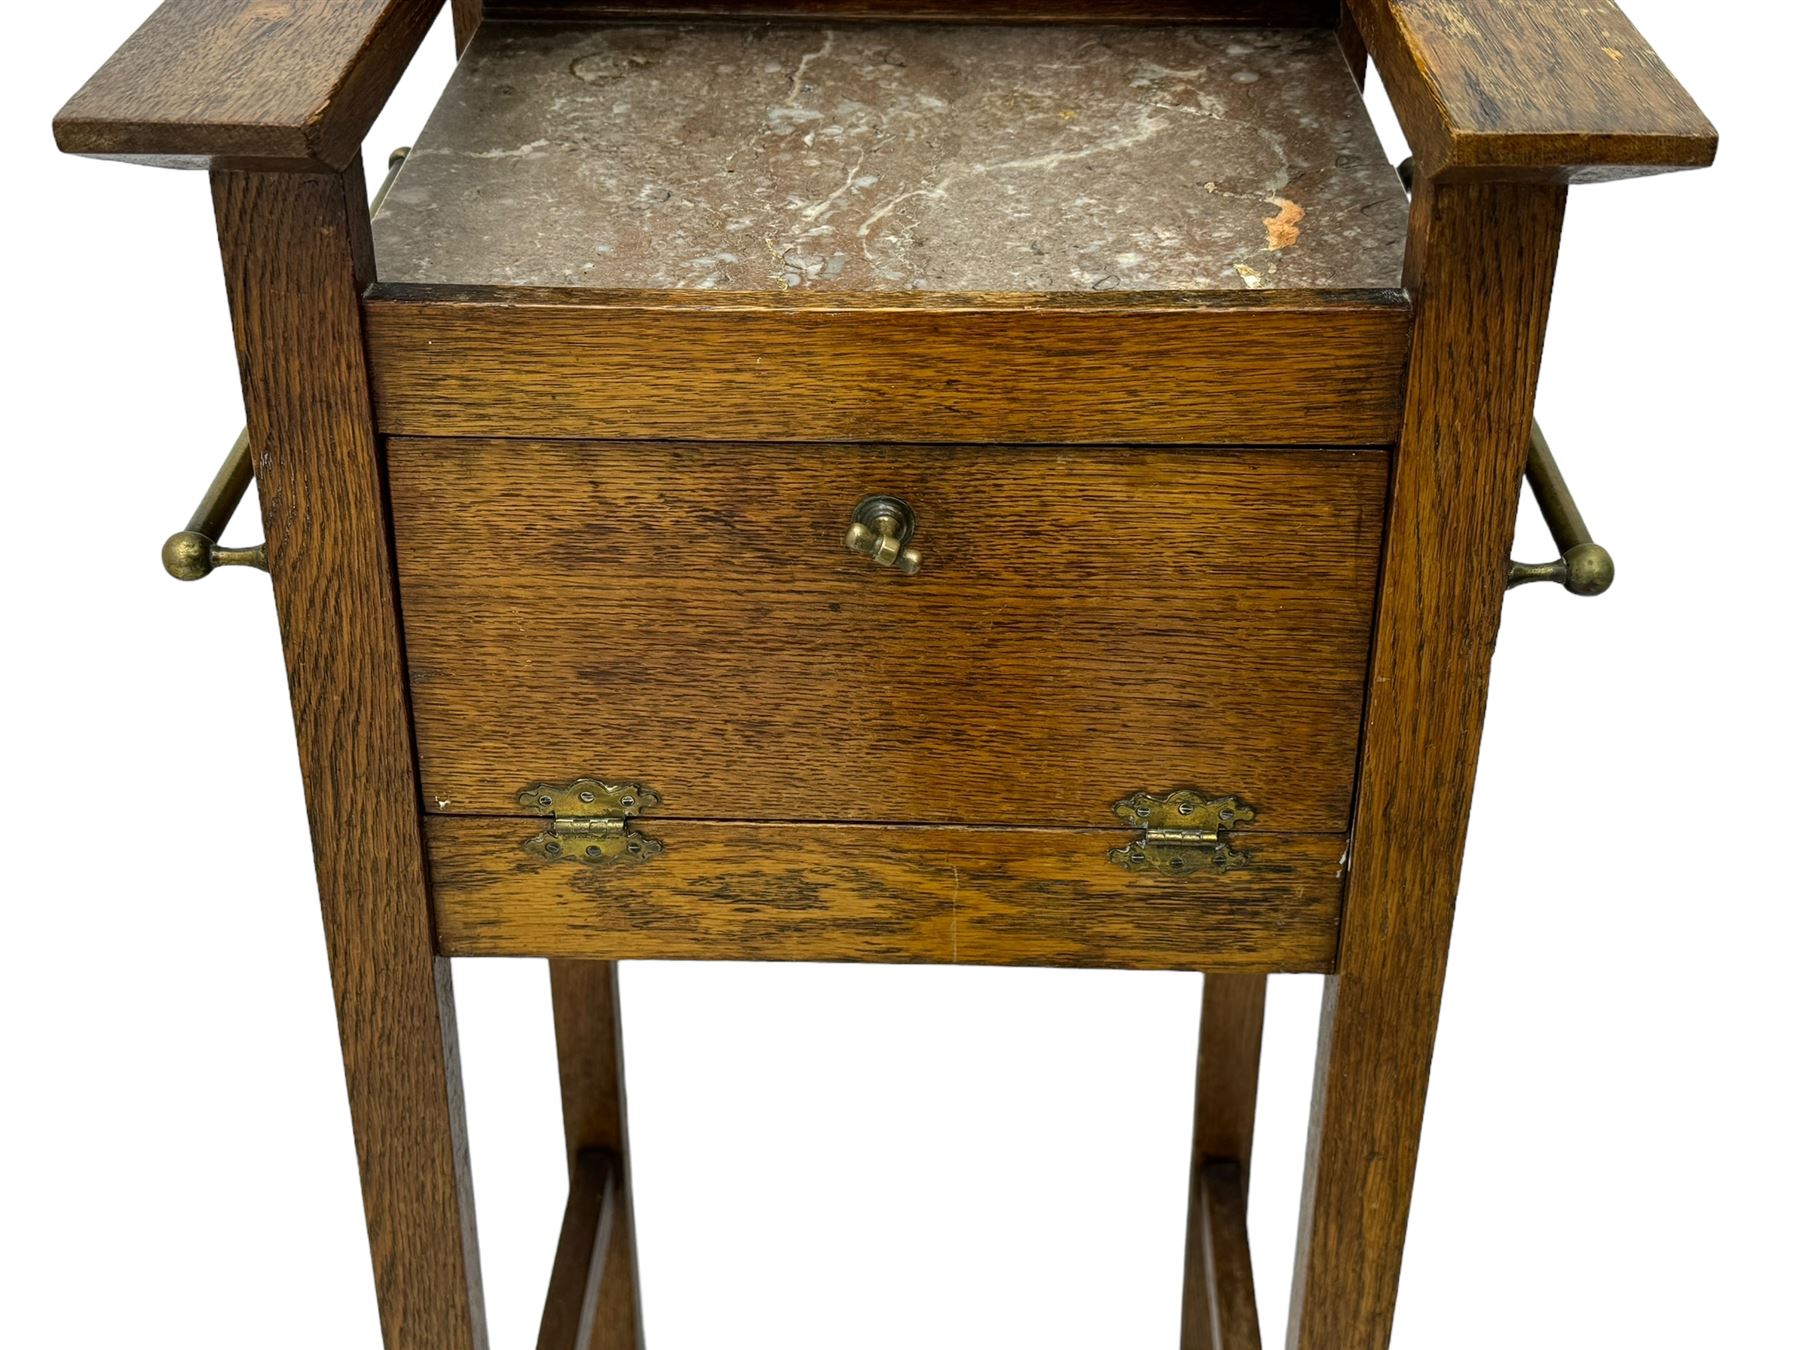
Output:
(161, 429), (269, 580)
(845, 495), (922, 576)
(1507, 421), (1615, 596)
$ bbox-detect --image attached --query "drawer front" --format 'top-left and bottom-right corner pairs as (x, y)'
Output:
(388, 439), (1386, 833)
(365, 296), (1411, 447)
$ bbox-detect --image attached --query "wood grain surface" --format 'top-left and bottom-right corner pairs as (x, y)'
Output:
(1336, 3), (1368, 87)
(1286, 178), (1568, 1349)
(1193, 975), (1268, 1171)
(1192, 1161), (1262, 1350)
(536, 1149), (624, 1350)
(388, 440), (1388, 831)
(1182, 975), (1268, 1349)
(56, 0), (443, 171)
(211, 165), (487, 1347)
(427, 818), (1346, 970)
(548, 962), (643, 1350)
(1348, 0), (1716, 181)
(363, 287), (1411, 445)
(454, 0), (484, 49)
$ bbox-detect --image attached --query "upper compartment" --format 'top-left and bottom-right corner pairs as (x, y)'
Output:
(371, 20), (1409, 295)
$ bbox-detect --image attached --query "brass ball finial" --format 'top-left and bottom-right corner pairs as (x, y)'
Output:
(162, 530), (215, 582)
(1564, 543), (1615, 597)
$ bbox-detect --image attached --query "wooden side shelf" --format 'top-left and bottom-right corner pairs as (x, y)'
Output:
(539, 1149), (638, 1350)
(535, 1152), (1264, 1350)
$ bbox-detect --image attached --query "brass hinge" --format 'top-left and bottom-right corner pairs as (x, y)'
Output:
(1109, 789), (1255, 874)
(519, 779), (664, 866)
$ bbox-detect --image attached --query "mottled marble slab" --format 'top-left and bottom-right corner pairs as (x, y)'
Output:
(373, 21), (1409, 294)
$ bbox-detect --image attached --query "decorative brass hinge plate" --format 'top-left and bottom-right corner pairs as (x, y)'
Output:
(1109, 789), (1255, 874)
(519, 779), (664, 866)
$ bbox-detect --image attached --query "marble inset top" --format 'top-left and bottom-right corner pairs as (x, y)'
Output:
(372, 21), (1409, 294)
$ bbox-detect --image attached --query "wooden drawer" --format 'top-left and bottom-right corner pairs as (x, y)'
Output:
(365, 292), (1412, 447)
(390, 438), (1387, 971)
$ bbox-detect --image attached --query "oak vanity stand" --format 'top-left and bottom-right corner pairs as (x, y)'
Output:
(55, 3), (1713, 1347)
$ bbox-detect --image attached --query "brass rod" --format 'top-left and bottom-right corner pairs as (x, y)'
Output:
(1524, 421), (1594, 556)
(1507, 421), (1615, 596)
(370, 145), (411, 216)
(183, 426), (253, 542)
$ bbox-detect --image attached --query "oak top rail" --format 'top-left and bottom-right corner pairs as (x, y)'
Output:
(1349, 0), (1717, 182)
(53, 0), (445, 171)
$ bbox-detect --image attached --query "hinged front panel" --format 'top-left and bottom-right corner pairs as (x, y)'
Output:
(389, 439), (1386, 833)
(425, 814), (1349, 971)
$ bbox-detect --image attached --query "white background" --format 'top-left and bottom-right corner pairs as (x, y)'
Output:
(3, 3), (1795, 1345)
